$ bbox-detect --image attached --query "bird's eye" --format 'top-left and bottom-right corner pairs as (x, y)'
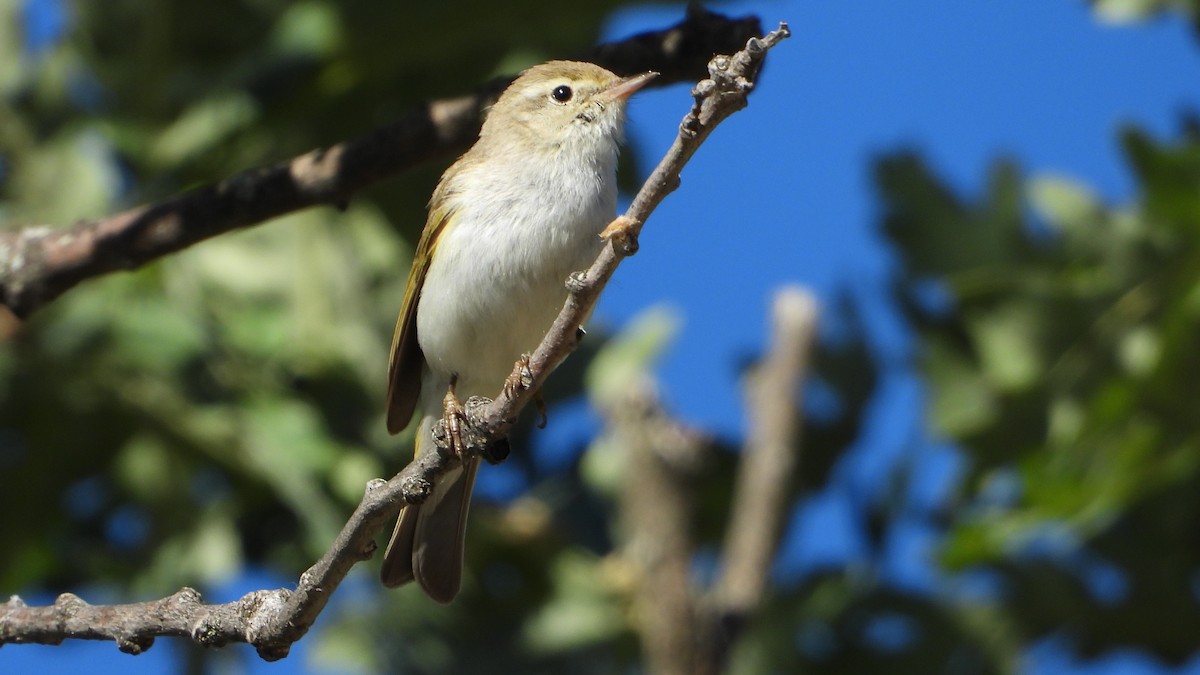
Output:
(551, 85), (573, 103)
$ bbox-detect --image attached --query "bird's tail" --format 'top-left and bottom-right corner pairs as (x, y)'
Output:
(380, 413), (479, 603)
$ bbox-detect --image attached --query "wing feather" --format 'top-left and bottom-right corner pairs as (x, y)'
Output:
(385, 194), (456, 435)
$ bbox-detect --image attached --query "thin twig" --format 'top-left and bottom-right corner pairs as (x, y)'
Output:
(0, 6), (761, 319)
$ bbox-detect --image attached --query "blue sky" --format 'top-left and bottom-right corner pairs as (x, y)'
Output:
(599, 2), (1200, 674)
(6, 0), (1200, 673)
(601, 0), (1200, 438)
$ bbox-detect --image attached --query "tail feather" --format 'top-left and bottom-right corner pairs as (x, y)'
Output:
(380, 503), (419, 588)
(380, 458), (479, 603)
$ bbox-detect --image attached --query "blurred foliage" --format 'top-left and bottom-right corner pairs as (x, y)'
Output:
(713, 126), (1200, 674)
(877, 123), (1200, 664)
(5, 0), (1200, 673)
(1089, 0), (1200, 33)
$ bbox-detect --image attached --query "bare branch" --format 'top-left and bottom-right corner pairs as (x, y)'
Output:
(0, 445), (454, 659)
(717, 287), (818, 610)
(701, 286), (819, 673)
(606, 378), (709, 675)
(0, 6), (762, 319)
(605, 285), (815, 675)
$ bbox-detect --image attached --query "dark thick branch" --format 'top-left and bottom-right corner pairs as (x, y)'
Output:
(0, 20), (790, 660)
(0, 5), (762, 319)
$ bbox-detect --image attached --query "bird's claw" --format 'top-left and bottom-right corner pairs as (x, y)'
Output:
(442, 376), (467, 460)
(502, 354), (547, 428)
(503, 353), (535, 400)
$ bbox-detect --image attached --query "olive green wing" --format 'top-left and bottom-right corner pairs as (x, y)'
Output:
(385, 200), (455, 435)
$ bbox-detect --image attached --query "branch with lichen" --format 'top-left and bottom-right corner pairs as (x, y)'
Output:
(1, 444), (450, 659)
(0, 5), (761, 319)
(0, 21), (790, 660)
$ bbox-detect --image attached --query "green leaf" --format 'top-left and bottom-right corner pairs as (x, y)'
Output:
(271, 1), (343, 57)
(113, 433), (175, 502)
(925, 336), (997, 436)
(1027, 174), (1103, 233)
(1091, 0), (1172, 23)
(969, 302), (1044, 392)
(585, 305), (681, 408)
(522, 551), (625, 654)
(149, 91), (259, 168)
(9, 129), (118, 224)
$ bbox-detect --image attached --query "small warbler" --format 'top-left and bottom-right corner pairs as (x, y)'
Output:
(381, 61), (656, 602)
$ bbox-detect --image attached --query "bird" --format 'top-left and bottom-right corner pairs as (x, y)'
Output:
(380, 60), (656, 602)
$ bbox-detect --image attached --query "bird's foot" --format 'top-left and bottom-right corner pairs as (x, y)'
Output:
(442, 376), (467, 460)
(503, 353), (535, 400)
(502, 354), (547, 429)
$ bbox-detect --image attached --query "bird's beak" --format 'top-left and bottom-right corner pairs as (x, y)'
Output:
(598, 71), (659, 103)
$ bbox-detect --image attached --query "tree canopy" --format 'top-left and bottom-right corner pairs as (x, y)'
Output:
(3, 1), (1200, 673)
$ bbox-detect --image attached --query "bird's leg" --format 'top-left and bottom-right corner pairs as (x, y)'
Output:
(502, 353), (535, 400)
(502, 354), (548, 428)
(442, 374), (467, 459)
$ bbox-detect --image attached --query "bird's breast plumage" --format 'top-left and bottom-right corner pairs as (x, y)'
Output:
(415, 150), (615, 397)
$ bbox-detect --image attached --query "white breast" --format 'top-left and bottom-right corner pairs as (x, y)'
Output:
(416, 151), (615, 397)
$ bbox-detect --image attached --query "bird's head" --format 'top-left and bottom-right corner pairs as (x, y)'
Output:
(480, 60), (657, 156)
